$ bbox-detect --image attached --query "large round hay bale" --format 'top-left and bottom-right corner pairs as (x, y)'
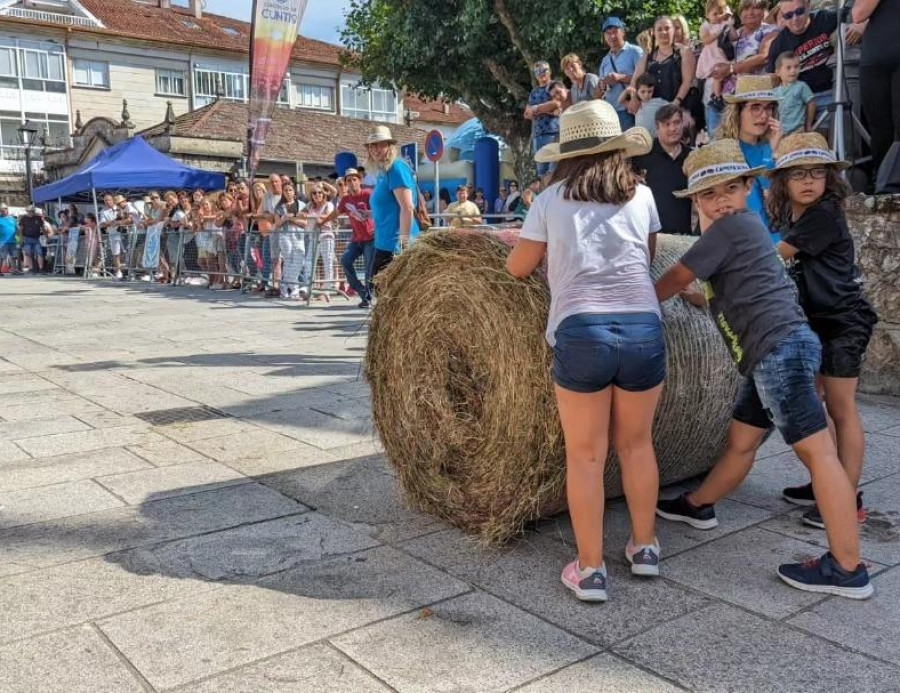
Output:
(366, 229), (740, 544)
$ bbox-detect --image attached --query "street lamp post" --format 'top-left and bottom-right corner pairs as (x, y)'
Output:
(17, 121), (38, 204)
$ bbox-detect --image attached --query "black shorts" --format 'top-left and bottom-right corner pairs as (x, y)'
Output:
(812, 310), (876, 379)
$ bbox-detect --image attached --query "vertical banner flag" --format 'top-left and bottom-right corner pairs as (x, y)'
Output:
(248, 0), (308, 178)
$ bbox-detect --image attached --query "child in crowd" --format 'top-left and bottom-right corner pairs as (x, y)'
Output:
(622, 73), (670, 137)
(304, 185), (336, 294)
(773, 52), (816, 136)
(766, 132), (878, 527)
(654, 139), (873, 599)
(697, 0), (737, 112)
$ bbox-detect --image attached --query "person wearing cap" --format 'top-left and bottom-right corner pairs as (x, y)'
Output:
(0, 203), (17, 275)
(524, 60), (561, 180)
(598, 17), (644, 130)
(718, 74), (783, 240)
(654, 138), (873, 600)
(365, 125), (419, 279)
(321, 168), (376, 307)
(765, 132), (878, 529)
(507, 100), (663, 602)
(18, 205), (45, 273)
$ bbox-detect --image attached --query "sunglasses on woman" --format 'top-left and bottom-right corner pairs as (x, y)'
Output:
(747, 103), (777, 115)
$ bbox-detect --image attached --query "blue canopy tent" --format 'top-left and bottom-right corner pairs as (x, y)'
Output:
(33, 136), (225, 205)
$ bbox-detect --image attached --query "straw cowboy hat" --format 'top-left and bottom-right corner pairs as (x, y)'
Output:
(723, 74), (778, 104)
(534, 99), (652, 163)
(767, 132), (850, 173)
(673, 138), (767, 197)
(366, 125), (396, 146)
(113, 194), (127, 204)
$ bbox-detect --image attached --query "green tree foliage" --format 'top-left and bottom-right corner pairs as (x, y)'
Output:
(341, 0), (704, 175)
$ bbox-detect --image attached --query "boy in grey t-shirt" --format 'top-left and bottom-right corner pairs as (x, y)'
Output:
(653, 139), (873, 600)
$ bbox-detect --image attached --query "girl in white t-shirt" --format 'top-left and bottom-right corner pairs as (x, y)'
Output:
(507, 100), (665, 603)
(304, 185), (337, 292)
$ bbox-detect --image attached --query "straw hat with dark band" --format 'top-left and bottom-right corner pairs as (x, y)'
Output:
(768, 132), (850, 173)
(535, 100), (652, 163)
(366, 126), (397, 145)
(673, 138), (766, 198)
(723, 74), (778, 104)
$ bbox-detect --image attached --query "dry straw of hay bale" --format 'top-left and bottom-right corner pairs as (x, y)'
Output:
(366, 229), (740, 544)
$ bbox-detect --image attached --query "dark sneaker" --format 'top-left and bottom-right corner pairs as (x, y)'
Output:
(561, 559), (608, 602)
(656, 492), (718, 530)
(625, 538), (661, 577)
(777, 552), (874, 599)
(358, 299), (371, 309)
(802, 491), (865, 529)
(783, 481), (816, 507)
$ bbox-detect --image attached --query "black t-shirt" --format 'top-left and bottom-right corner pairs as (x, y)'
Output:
(767, 11), (839, 94)
(19, 215), (44, 239)
(861, 0), (900, 67)
(781, 197), (878, 336)
(680, 210), (807, 376)
(633, 140), (693, 234)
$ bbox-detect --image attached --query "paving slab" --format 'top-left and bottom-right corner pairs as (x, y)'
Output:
(95, 461), (249, 504)
(97, 546), (471, 690)
(538, 494), (776, 561)
(185, 429), (320, 462)
(260, 455), (445, 543)
(251, 407), (375, 449)
(216, 447), (339, 476)
(179, 642), (393, 693)
(14, 425), (169, 458)
(0, 553), (221, 644)
(0, 625), (145, 693)
(725, 452), (818, 511)
(72, 410), (150, 429)
(0, 414), (91, 440)
(0, 482), (305, 567)
(0, 479), (124, 529)
(658, 526), (874, 618)
(152, 417), (258, 443)
(79, 385), (198, 414)
(0, 439), (29, 463)
(114, 513), (379, 582)
(613, 602), (900, 692)
(125, 438), (212, 466)
(0, 374), (58, 395)
(332, 590), (598, 693)
(0, 447), (152, 493)
(401, 530), (707, 647)
(859, 397), (900, 433)
(788, 565), (900, 666)
(516, 652), (683, 693)
(0, 399), (105, 423)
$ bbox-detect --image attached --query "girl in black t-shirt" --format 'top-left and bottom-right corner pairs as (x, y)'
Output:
(767, 132), (878, 530)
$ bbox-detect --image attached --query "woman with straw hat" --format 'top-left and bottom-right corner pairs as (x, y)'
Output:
(507, 99), (664, 602)
(717, 74), (783, 240)
(654, 138), (873, 600)
(765, 132), (878, 531)
(365, 125), (419, 281)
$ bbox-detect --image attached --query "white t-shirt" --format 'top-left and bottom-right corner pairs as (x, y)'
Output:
(520, 182), (662, 346)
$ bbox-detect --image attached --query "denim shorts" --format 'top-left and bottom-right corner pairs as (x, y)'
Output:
(553, 312), (667, 393)
(22, 236), (42, 256)
(533, 133), (558, 177)
(732, 324), (828, 445)
(0, 241), (15, 260)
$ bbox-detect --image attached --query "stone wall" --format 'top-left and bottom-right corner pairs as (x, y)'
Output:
(846, 194), (900, 395)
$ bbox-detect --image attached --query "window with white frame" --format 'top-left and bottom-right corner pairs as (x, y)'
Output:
(156, 68), (186, 96)
(0, 110), (70, 159)
(73, 59), (109, 88)
(194, 67), (290, 108)
(340, 84), (398, 122)
(295, 84), (334, 111)
(0, 39), (66, 93)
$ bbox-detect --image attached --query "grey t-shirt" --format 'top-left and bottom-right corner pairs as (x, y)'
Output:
(679, 210), (807, 376)
(570, 73), (600, 105)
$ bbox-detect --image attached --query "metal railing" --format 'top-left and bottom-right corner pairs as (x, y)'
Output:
(1, 7), (100, 27)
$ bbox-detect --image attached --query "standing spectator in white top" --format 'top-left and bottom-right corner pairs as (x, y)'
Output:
(506, 100), (664, 603)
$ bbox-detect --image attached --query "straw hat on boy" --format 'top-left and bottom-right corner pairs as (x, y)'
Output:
(366, 125), (396, 145)
(723, 74), (777, 104)
(673, 138), (767, 198)
(534, 99), (652, 163)
(768, 132), (850, 173)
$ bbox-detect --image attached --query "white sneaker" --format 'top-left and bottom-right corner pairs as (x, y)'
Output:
(115, 270), (123, 279)
(625, 538), (661, 577)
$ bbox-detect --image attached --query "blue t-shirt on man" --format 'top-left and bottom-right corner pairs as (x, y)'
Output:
(371, 158), (420, 252)
(599, 43), (644, 113)
(0, 215), (17, 245)
(740, 139), (778, 242)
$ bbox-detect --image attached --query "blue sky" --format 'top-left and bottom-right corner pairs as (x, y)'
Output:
(211, 0), (350, 45)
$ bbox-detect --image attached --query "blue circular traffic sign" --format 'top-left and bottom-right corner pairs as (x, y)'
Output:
(425, 129), (444, 162)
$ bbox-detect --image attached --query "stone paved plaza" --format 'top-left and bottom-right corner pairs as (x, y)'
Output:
(1, 274), (900, 693)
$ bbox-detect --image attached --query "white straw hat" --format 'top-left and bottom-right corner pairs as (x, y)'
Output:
(768, 132), (850, 173)
(674, 139), (766, 197)
(534, 100), (652, 163)
(723, 74), (778, 104)
(366, 125), (397, 145)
